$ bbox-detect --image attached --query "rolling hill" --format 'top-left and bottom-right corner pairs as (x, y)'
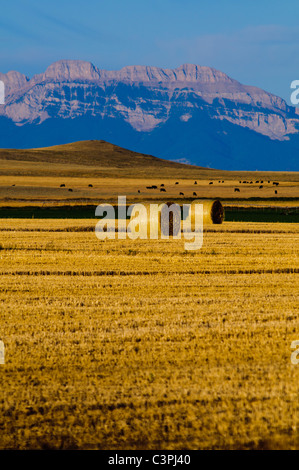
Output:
(0, 140), (298, 183)
(0, 139), (209, 178)
(0, 139), (204, 168)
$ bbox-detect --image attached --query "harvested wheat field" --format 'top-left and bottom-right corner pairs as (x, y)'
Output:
(0, 219), (298, 450)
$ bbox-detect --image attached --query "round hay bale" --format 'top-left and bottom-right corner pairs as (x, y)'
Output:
(128, 202), (161, 239)
(184, 199), (224, 226)
(161, 202), (181, 237)
(128, 201), (181, 238)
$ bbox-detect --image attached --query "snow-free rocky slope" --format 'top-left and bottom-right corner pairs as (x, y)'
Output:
(0, 60), (298, 170)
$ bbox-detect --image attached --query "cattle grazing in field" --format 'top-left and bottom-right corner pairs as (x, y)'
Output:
(179, 192), (184, 196)
(193, 192), (197, 196)
(160, 188), (166, 192)
(194, 181), (197, 185)
(88, 184), (93, 188)
(60, 184), (65, 187)
(209, 182), (213, 185)
(175, 182), (179, 185)
(68, 188), (73, 192)
(273, 182), (279, 186)
(234, 188), (240, 192)
(275, 190), (278, 194)
(259, 185), (263, 189)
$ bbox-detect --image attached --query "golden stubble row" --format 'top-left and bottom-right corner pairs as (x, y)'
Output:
(0, 221), (298, 449)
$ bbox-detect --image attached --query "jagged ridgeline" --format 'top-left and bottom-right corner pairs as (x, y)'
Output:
(0, 61), (298, 170)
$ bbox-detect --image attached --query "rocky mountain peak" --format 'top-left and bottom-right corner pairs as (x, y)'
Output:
(173, 64), (234, 84)
(99, 63), (236, 85)
(1, 60), (298, 166)
(31, 60), (101, 83)
(0, 70), (30, 96)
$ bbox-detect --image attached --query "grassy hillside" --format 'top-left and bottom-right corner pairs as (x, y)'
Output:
(0, 139), (299, 180)
(0, 140), (205, 178)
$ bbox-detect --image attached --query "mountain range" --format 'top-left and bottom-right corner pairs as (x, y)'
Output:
(0, 60), (298, 170)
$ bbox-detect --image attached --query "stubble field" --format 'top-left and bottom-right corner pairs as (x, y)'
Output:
(0, 219), (298, 449)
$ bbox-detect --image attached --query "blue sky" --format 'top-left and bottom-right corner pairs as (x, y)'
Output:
(1, 0), (299, 103)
